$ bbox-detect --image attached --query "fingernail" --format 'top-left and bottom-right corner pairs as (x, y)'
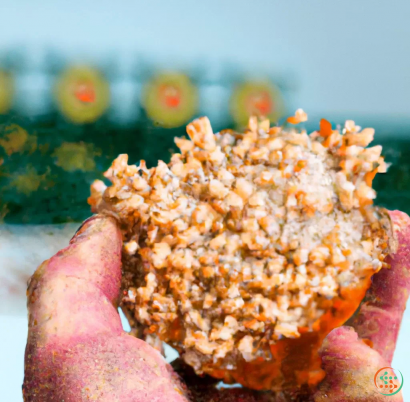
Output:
(70, 215), (101, 242)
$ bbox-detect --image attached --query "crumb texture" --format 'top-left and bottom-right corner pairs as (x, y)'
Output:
(89, 112), (389, 390)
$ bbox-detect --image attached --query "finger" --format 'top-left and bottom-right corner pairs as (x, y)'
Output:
(26, 214), (124, 341)
(314, 326), (403, 401)
(350, 210), (410, 363)
(24, 215), (190, 402)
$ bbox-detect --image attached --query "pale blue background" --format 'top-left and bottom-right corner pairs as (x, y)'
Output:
(0, 0), (410, 124)
(0, 1), (409, 400)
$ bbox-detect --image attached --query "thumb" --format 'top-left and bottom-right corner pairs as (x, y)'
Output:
(23, 215), (189, 402)
(25, 214), (124, 342)
(314, 327), (403, 401)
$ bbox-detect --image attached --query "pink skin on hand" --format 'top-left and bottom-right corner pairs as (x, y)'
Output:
(23, 215), (189, 402)
(352, 210), (410, 362)
(23, 211), (410, 402)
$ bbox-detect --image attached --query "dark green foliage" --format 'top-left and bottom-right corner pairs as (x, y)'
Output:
(373, 139), (410, 214)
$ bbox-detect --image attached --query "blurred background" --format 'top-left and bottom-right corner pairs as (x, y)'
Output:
(1, 1), (410, 400)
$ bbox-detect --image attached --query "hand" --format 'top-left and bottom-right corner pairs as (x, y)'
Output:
(23, 211), (409, 401)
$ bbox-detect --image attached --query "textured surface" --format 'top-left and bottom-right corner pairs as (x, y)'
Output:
(92, 115), (391, 390)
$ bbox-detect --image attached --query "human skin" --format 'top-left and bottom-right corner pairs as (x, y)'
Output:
(23, 211), (409, 401)
(23, 215), (189, 402)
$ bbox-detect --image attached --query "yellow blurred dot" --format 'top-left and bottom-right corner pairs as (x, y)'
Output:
(143, 72), (198, 128)
(10, 166), (44, 196)
(0, 125), (29, 155)
(53, 142), (97, 172)
(55, 66), (110, 124)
